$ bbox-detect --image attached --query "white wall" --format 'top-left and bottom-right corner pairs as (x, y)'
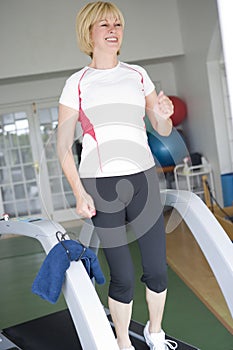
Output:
(142, 62), (177, 95)
(172, 0), (223, 200)
(0, 0), (183, 79)
(0, 76), (67, 106)
(207, 25), (233, 174)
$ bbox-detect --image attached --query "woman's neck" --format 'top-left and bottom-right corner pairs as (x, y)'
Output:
(89, 53), (118, 70)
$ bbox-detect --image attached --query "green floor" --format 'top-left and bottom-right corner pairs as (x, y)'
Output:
(0, 235), (232, 350)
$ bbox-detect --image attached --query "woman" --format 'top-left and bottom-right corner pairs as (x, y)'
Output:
(57, 2), (177, 349)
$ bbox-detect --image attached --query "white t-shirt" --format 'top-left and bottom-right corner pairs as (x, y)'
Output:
(59, 61), (155, 178)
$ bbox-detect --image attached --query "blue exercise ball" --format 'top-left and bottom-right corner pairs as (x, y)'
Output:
(146, 127), (189, 167)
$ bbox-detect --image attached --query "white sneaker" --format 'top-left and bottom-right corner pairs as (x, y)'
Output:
(144, 321), (178, 350)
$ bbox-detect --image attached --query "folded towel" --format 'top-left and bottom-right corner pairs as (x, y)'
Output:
(32, 240), (105, 304)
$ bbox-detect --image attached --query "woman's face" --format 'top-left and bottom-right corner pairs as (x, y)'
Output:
(90, 14), (124, 56)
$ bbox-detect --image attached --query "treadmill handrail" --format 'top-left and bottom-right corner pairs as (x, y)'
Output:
(0, 218), (119, 350)
(161, 189), (233, 317)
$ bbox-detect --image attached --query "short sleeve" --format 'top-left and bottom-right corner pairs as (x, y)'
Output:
(59, 75), (79, 111)
(134, 65), (155, 97)
(141, 68), (155, 96)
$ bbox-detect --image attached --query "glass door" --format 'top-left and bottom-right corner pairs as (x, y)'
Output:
(0, 106), (42, 218)
(0, 101), (79, 222)
(35, 102), (79, 222)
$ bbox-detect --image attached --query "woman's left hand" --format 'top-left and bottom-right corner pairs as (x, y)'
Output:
(154, 91), (174, 120)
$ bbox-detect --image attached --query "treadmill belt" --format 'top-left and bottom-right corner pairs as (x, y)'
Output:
(3, 309), (199, 350)
(3, 310), (82, 350)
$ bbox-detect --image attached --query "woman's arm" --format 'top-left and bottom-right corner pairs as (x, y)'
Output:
(57, 103), (96, 218)
(145, 90), (173, 136)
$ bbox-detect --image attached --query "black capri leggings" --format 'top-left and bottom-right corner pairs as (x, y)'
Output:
(82, 166), (167, 304)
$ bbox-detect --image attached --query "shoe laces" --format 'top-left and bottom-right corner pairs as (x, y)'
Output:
(164, 338), (178, 349)
(150, 338), (178, 350)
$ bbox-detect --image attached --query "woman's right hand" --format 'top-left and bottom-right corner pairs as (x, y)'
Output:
(76, 189), (96, 219)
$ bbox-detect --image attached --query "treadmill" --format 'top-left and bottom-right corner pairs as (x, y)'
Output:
(1, 190), (233, 349)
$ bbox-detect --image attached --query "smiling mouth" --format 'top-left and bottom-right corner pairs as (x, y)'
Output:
(105, 37), (118, 42)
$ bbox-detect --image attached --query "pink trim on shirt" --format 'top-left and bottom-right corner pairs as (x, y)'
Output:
(78, 69), (97, 142)
(78, 68), (103, 172)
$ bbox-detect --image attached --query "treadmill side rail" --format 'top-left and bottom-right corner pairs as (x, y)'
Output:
(0, 218), (119, 350)
(161, 189), (233, 318)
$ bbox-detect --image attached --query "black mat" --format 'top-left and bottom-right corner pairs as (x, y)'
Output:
(3, 310), (81, 350)
(3, 309), (199, 350)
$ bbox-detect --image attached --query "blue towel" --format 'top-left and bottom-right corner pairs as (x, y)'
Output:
(32, 240), (105, 304)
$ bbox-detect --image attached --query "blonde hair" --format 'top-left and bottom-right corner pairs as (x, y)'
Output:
(76, 1), (125, 57)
